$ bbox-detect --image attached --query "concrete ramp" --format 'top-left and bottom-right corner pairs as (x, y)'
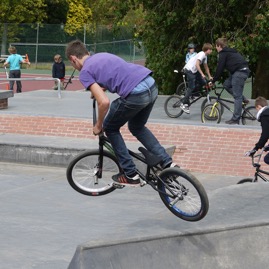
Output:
(68, 183), (269, 269)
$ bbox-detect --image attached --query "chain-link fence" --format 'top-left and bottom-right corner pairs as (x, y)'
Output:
(0, 23), (145, 66)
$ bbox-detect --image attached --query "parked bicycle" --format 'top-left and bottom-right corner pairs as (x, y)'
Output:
(238, 146), (269, 184)
(66, 98), (209, 221)
(164, 69), (217, 118)
(201, 86), (258, 125)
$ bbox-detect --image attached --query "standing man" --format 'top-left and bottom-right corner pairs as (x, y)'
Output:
(3, 46), (30, 93)
(212, 38), (250, 124)
(180, 43), (213, 114)
(65, 40), (177, 186)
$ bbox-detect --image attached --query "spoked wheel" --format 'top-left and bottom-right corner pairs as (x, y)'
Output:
(164, 95), (184, 118)
(66, 150), (120, 196)
(158, 168), (209, 221)
(176, 82), (187, 96)
(241, 106), (258, 126)
(201, 104), (221, 124)
(237, 178), (256, 184)
(201, 97), (224, 115)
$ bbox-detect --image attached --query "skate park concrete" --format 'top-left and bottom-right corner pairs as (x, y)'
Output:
(0, 90), (269, 268)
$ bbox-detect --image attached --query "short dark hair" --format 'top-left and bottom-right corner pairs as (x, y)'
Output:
(65, 40), (89, 59)
(255, 96), (268, 107)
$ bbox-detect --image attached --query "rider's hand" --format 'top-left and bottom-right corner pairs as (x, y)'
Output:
(264, 145), (269, 152)
(245, 149), (257, 156)
(93, 125), (103, 136)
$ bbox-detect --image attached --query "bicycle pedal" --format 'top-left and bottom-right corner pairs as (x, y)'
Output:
(140, 180), (147, 187)
(112, 182), (125, 189)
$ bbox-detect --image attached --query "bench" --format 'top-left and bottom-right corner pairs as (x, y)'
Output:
(0, 90), (14, 109)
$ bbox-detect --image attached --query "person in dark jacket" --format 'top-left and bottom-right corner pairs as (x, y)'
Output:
(246, 96), (269, 164)
(52, 54), (65, 90)
(211, 38), (250, 124)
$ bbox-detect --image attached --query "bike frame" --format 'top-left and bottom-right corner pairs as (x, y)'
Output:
(251, 150), (269, 182)
(93, 99), (175, 197)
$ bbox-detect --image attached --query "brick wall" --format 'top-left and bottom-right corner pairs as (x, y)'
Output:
(0, 114), (261, 177)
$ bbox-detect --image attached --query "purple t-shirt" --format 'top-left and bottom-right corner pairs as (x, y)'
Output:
(79, 53), (152, 98)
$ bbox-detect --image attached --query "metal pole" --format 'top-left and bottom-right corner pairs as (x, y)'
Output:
(35, 23), (39, 68)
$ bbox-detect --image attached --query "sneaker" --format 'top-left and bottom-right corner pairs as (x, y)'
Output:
(225, 119), (239, 125)
(179, 103), (190, 114)
(112, 173), (140, 186)
(163, 162), (180, 169)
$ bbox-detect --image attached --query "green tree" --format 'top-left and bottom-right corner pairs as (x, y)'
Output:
(0, 0), (47, 54)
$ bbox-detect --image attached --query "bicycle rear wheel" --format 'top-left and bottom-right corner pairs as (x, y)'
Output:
(176, 82), (187, 96)
(164, 95), (184, 118)
(241, 106), (258, 126)
(158, 168), (209, 221)
(201, 104), (221, 124)
(66, 150), (119, 196)
(237, 178), (256, 184)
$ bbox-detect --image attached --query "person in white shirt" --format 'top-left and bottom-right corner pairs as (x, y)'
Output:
(180, 43), (213, 114)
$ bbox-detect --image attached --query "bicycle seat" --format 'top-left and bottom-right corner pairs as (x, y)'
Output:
(138, 147), (163, 167)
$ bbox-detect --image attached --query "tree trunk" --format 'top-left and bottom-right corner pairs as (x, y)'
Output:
(253, 48), (269, 99)
(1, 23), (8, 55)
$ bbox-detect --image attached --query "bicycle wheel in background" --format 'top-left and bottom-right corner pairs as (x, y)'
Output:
(200, 96), (224, 115)
(176, 82), (188, 96)
(164, 95), (184, 118)
(66, 150), (119, 196)
(201, 104), (221, 124)
(237, 178), (256, 184)
(241, 106), (258, 126)
(158, 168), (209, 221)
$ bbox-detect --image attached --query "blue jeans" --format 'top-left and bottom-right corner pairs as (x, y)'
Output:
(181, 70), (206, 105)
(223, 70), (250, 121)
(103, 83), (172, 176)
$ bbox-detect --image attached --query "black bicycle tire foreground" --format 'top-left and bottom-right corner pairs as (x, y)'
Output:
(158, 167), (209, 221)
(66, 150), (119, 196)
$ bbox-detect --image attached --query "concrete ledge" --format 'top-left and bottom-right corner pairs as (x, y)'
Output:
(0, 90), (14, 99)
(0, 134), (175, 168)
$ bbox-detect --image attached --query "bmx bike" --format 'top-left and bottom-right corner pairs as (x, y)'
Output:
(201, 86), (258, 125)
(164, 69), (217, 118)
(238, 146), (269, 184)
(66, 98), (209, 221)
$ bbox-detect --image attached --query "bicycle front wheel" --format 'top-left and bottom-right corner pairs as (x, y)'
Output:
(66, 150), (120, 196)
(201, 96), (224, 115)
(237, 178), (256, 184)
(241, 106), (258, 126)
(201, 104), (221, 124)
(158, 168), (209, 221)
(164, 95), (184, 118)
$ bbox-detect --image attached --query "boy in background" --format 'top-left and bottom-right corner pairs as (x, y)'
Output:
(185, 43), (197, 64)
(52, 54), (65, 90)
(246, 96), (269, 164)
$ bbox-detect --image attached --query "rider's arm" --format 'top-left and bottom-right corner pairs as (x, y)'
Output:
(196, 59), (206, 79)
(89, 82), (110, 135)
(203, 63), (213, 80)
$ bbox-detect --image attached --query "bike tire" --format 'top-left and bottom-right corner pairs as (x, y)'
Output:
(66, 150), (119, 196)
(164, 95), (184, 118)
(237, 178), (256, 184)
(241, 106), (258, 126)
(200, 96), (224, 115)
(158, 168), (209, 221)
(201, 104), (221, 123)
(176, 82), (187, 96)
